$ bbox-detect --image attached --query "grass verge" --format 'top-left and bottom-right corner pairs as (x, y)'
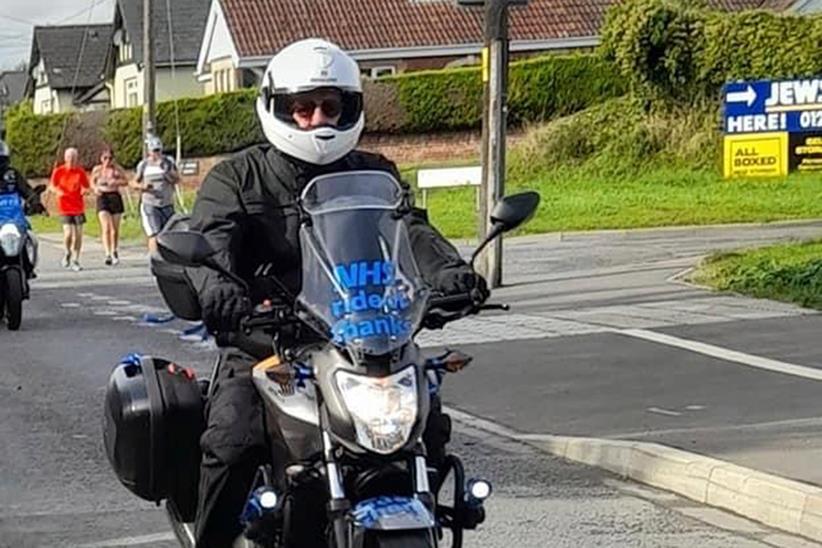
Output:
(689, 240), (822, 310)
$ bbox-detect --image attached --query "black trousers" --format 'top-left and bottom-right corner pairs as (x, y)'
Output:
(193, 348), (452, 548)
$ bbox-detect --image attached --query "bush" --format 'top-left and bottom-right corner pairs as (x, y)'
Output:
(4, 101), (69, 176)
(5, 53), (624, 177)
(600, 0), (822, 103)
(381, 53), (625, 133)
(507, 95), (719, 181)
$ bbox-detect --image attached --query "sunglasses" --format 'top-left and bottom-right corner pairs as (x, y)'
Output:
(289, 95), (343, 119)
(102, 155), (113, 160)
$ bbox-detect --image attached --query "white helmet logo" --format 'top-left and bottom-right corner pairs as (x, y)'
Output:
(314, 48), (335, 78)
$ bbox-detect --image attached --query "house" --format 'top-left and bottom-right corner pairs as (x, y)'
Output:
(26, 24), (113, 114)
(195, 0), (798, 95)
(109, 0), (210, 109)
(195, 0), (610, 92)
(0, 71), (27, 115)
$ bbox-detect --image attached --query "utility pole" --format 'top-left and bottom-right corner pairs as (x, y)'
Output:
(459, 0), (522, 288)
(142, 0), (156, 146)
(480, 0), (508, 289)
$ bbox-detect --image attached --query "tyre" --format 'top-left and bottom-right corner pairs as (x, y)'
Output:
(5, 268), (23, 330)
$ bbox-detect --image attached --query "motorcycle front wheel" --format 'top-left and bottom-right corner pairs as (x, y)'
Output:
(4, 268), (23, 330)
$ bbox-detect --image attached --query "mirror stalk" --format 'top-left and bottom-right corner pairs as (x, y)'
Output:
(469, 222), (504, 269)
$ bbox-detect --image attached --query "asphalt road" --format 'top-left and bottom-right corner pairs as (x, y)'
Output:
(441, 221), (822, 486)
(2, 222), (821, 547)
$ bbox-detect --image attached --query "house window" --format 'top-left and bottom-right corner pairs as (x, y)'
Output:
(40, 98), (52, 114)
(371, 66), (396, 78)
(125, 77), (138, 107)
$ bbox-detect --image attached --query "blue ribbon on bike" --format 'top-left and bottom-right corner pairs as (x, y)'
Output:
(179, 322), (209, 342)
(141, 312), (176, 324)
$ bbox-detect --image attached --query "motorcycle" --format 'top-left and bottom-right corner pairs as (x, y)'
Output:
(103, 170), (539, 547)
(0, 186), (44, 330)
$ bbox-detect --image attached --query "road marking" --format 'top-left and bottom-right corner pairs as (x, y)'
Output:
(685, 405), (705, 411)
(619, 328), (822, 381)
(75, 532), (175, 547)
(107, 300), (132, 305)
(60, 303), (80, 308)
(647, 407), (682, 417)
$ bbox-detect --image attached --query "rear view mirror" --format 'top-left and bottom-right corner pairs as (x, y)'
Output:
(491, 191), (540, 233)
(156, 230), (215, 267)
(471, 191), (541, 267)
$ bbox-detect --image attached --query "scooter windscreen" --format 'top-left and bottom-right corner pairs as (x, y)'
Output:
(298, 171), (429, 357)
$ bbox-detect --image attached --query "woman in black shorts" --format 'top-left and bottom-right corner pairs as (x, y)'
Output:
(91, 148), (127, 265)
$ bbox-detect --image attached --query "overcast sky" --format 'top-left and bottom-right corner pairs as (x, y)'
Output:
(0, 0), (116, 70)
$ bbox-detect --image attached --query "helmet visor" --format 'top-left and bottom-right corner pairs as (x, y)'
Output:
(270, 87), (362, 130)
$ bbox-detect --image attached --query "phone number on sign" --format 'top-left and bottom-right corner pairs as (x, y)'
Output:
(800, 110), (822, 130)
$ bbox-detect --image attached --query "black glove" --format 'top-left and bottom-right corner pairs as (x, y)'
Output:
(201, 281), (251, 333)
(30, 202), (47, 216)
(433, 266), (489, 303)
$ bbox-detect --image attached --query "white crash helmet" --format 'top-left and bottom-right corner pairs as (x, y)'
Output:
(256, 38), (364, 165)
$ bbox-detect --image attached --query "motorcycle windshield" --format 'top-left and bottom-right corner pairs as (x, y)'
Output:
(298, 171), (428, 356)
(0, 193), (25, 228)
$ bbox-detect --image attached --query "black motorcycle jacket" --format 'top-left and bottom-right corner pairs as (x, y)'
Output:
(188, 144), (468, 306)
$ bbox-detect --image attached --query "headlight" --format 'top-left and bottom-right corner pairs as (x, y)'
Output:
(0, 224), (21, 256)
(336, 366), (418, 454)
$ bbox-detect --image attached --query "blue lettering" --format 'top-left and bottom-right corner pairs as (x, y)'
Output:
(382, 262), (395, 284)
(334, 263), (358, 290)
(351, 290), (368, 311)
(368, 294), (382, 309)
(374, 318), (391, 335)
(360, 261), (384, 287)
(358, 320), (375, 337)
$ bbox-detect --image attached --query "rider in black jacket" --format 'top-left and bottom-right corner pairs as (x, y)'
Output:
(188, 39), (487, 547)
(0, 140), (46, 278)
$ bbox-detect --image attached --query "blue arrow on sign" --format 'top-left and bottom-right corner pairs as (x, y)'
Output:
(726, 85), (757, 107)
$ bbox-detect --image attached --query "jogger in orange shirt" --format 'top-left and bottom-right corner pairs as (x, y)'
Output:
(49, 147), (90, 271)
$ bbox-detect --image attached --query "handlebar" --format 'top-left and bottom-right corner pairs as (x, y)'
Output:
(217, 290), (508, 350)
(423, 290), (509, 330)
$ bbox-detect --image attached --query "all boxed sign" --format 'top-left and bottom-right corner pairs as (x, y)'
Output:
(723, 78), (822, 178)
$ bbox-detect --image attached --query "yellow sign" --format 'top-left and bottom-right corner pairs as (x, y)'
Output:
(723, 132), (788, 178)
(481, 47), (489, 83)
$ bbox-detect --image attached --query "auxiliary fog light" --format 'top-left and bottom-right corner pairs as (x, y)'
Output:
(259, 489), (278, 509)
(466, 479), (492, 502)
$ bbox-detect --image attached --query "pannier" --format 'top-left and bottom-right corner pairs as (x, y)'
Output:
(149, 214), (202, 321)
(103, 354), (204, 521)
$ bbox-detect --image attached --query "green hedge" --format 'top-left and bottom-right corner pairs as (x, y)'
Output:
(5, 53), (624, 177)
(600, 0), (822, 103)
(388, 53), (625, 132)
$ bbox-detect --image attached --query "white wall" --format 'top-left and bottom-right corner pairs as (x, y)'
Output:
(112, 63), (142, 109)
(111, 64), (202, 109)
(156, 66), (204, 102)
